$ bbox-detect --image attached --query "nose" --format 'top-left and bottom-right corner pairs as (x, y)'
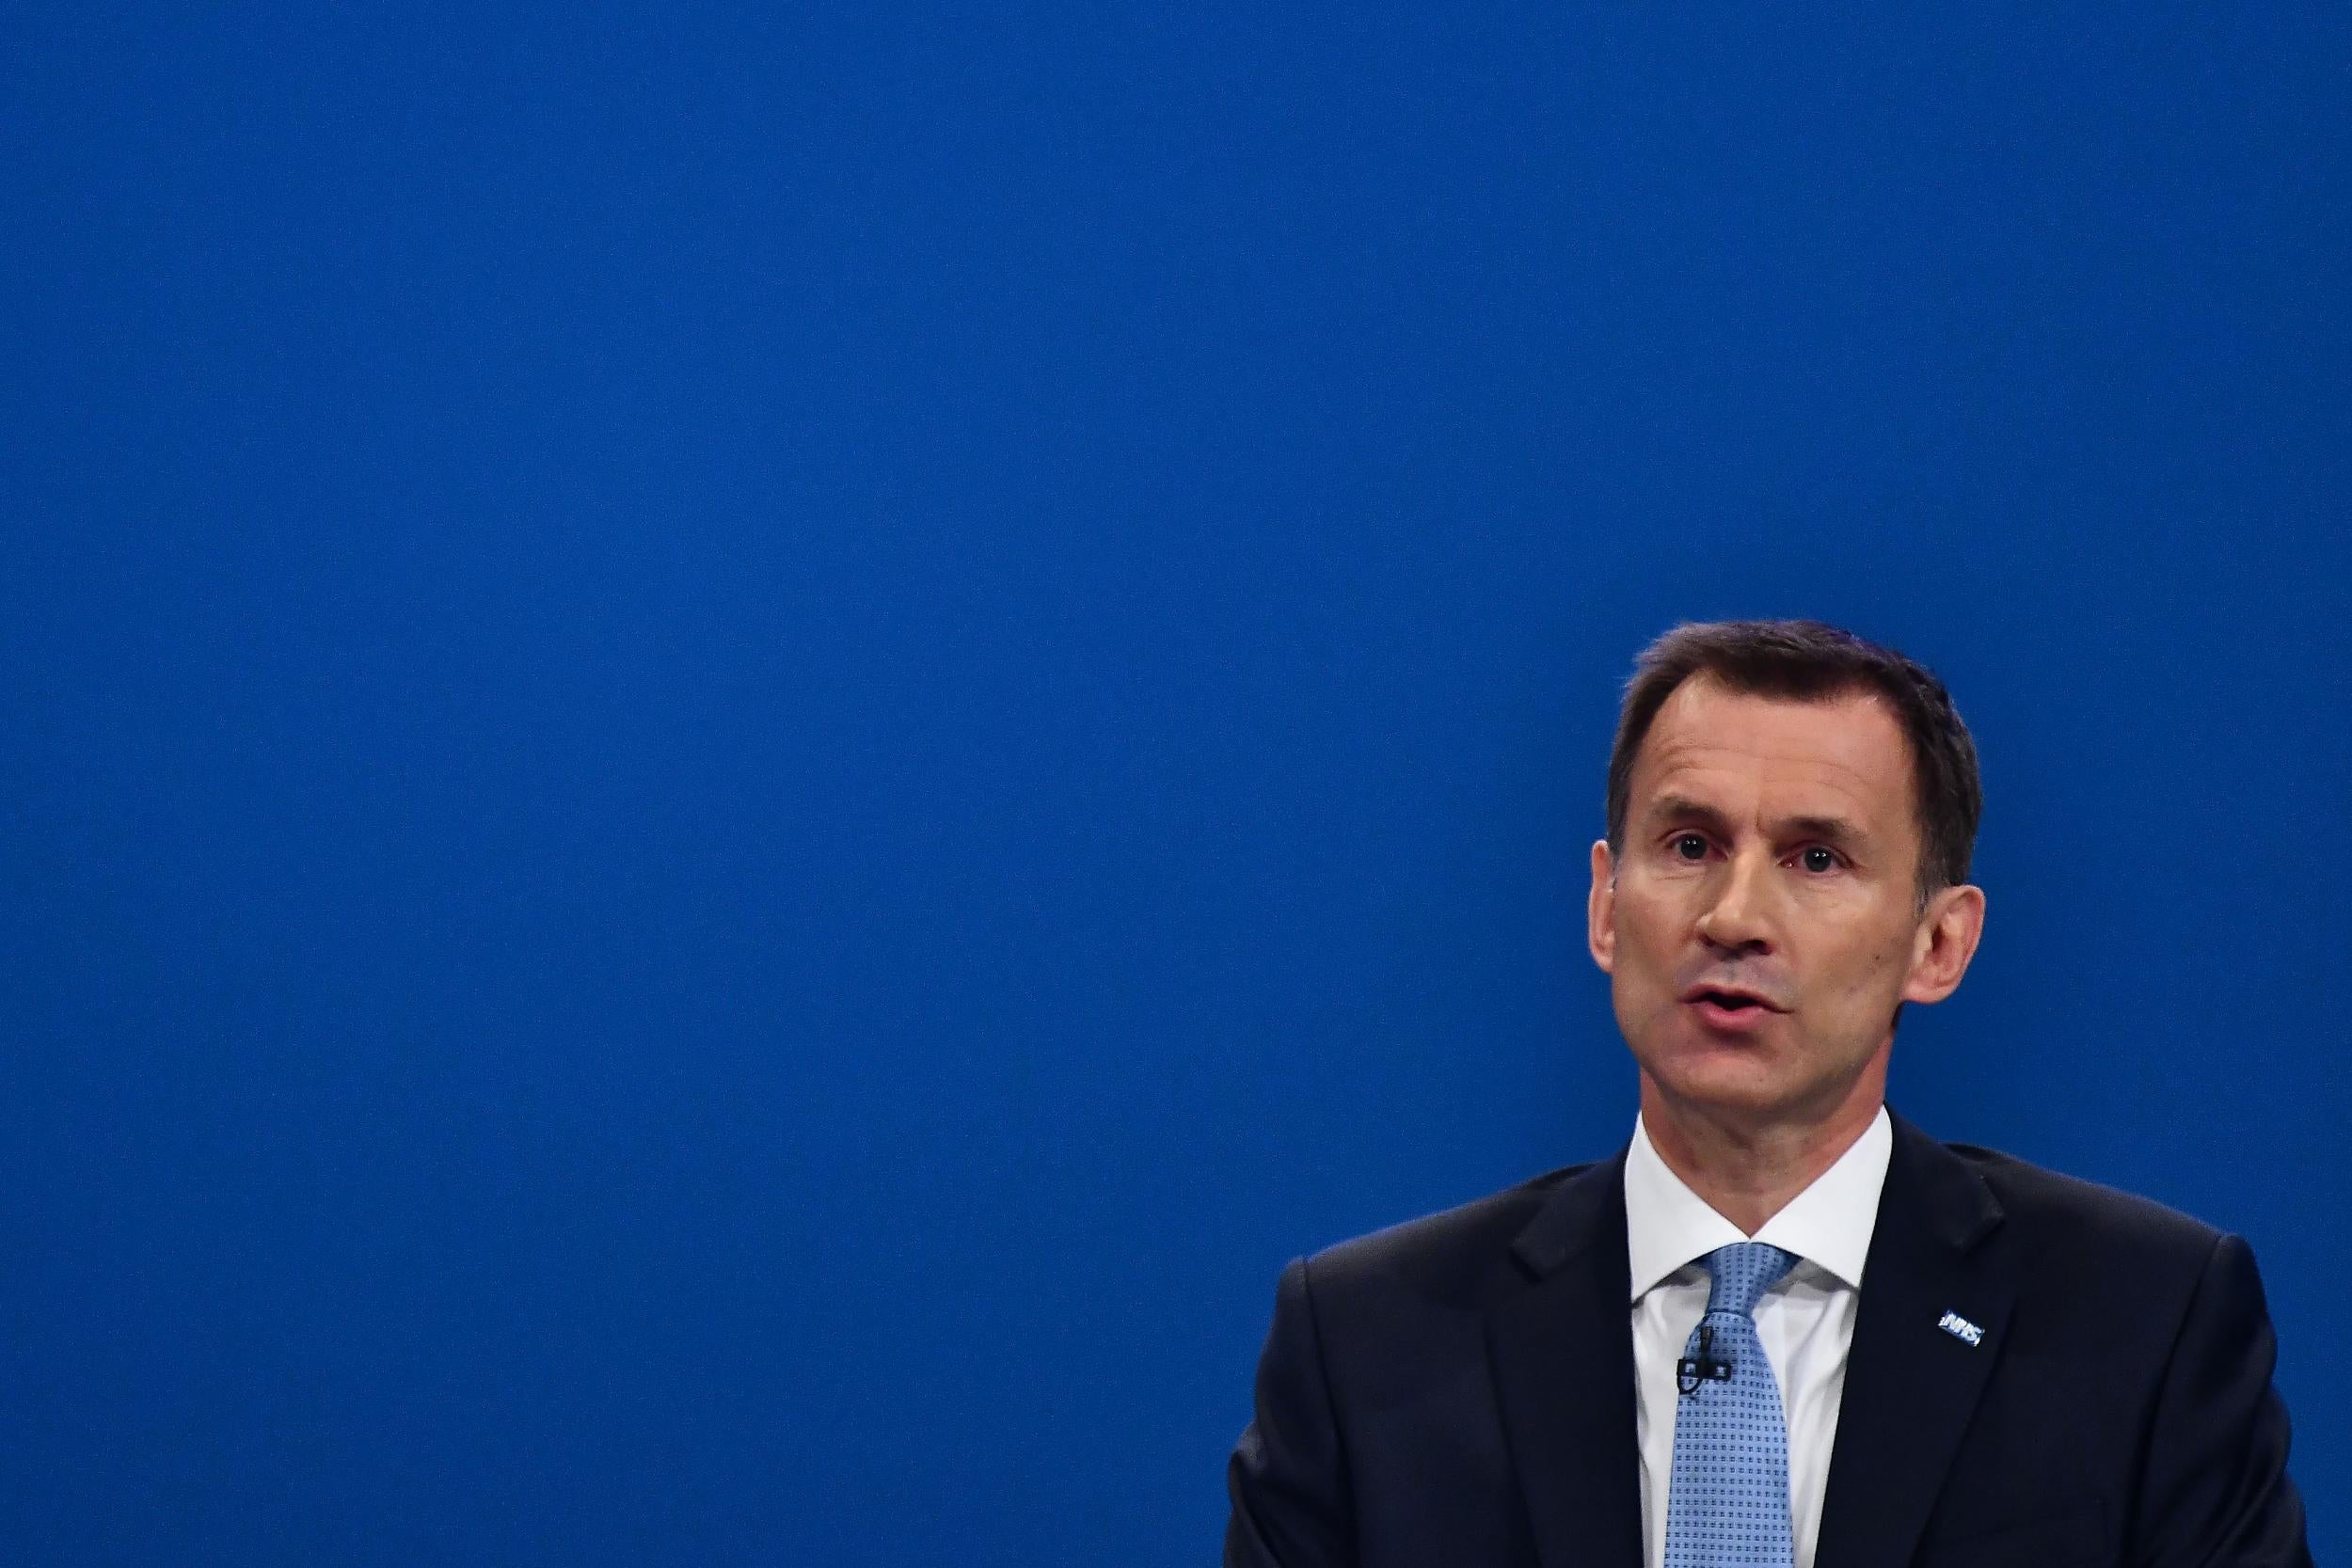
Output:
(1693, 847), (1775, 954)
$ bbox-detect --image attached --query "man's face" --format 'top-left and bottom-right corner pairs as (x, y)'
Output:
(1588, 674), (1983, 1133)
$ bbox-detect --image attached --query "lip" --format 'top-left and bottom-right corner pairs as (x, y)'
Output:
(1679, 984), (1785, 1034)
(1686, 996), (1778, 1034)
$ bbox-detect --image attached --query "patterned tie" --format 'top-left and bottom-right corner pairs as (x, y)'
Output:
(1664, 1242), (1802, 1568)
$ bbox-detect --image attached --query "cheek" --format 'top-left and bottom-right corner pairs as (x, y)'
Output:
(1822, 934), (1912, 1003)
(1613, 911), (1681, 983)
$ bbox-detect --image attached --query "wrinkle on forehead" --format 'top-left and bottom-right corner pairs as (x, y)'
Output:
(1631, 682), (1915, 838)
(1642, 741), (1885, 817)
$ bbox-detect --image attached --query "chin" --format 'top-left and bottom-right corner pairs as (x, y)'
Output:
(1642, 1036), (1886, 1130)
(1638, 1042), (1810, 1117)
(1656, 1067), (1795, 1117)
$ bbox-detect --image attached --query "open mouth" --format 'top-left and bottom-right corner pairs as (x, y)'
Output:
(1684, 987), (1769, 1024)
(1691, 990), (1766, 1013)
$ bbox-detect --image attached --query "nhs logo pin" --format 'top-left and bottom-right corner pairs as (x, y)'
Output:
(1937, 1310), (1984, 1347)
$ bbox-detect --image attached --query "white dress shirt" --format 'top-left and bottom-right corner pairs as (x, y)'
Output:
(1625, 1105), (1892, 1568)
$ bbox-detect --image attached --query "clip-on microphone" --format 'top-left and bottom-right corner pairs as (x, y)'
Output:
(1677, 1325), (1734, 1395)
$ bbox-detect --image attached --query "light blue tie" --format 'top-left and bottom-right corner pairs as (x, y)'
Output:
(1664, 1242), (1802, 1568)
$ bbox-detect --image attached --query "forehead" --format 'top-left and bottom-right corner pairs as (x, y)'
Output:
(1629, 675), (1916, 830)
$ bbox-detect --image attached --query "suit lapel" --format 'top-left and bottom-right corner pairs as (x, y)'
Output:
(1813, 1110), (2013, 1568)
(1486, 1149), (1645, 1568)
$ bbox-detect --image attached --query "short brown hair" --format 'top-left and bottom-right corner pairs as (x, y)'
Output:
(1604, 619), (1982, 904)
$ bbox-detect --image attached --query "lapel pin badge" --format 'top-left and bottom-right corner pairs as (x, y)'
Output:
(1937, 1309), (1985, 1347)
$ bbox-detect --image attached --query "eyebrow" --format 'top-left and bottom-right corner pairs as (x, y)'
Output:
(1646, 796), (1738, 837)
(1644, 794), (1872, 853)
(1782, 814), (1868, 855)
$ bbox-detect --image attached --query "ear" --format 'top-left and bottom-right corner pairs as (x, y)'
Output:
(1587, 838), (1617, 974)
(1901, 883), (1986, 1005)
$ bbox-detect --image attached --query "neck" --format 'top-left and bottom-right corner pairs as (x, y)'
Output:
(1637, 1071), (1885, 1235)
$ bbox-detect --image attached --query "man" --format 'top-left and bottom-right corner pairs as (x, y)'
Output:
(1224, 619), (2311, 1568)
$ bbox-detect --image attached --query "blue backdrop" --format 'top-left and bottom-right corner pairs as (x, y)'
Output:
(5, 3), (2345, 1562)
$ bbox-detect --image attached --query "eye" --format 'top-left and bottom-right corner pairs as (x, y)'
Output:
(1796, 846), (1839, 873)
(1672, 833), (1708, 862)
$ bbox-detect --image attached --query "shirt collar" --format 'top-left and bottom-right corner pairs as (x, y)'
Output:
(1623, 1103), (1892, 1302)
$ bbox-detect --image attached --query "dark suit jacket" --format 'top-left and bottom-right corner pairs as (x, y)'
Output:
(1225, 1110), (2311, 1568)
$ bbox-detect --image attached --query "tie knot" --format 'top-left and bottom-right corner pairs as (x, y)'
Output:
(1701, 1241), (1800, 1317)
